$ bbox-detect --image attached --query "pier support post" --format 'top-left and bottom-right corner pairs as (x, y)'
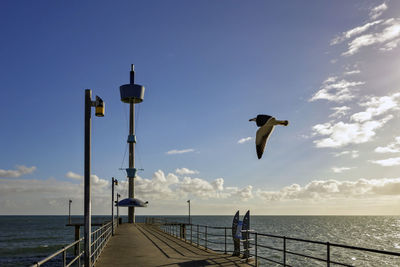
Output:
(84, 89), (92, 267)
(83, 89), (104, 267)
(181, 224), (186, 239)
(74, 225), (80, 256)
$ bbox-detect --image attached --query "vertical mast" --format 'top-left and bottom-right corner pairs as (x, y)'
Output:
(128, 65), (135, 223)
(119, 64), (145, 224)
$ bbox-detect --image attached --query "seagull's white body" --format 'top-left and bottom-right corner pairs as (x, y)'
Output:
(250, 115), (289, 159)
(256, 118), (276, 159)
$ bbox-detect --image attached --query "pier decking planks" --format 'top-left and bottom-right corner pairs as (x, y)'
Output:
(95, 223), (252, 267)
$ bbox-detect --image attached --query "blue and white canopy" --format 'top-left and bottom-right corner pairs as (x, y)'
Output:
(116, 198), (148, 207)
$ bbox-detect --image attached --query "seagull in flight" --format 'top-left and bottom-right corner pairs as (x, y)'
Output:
(249, 114), (289, 159)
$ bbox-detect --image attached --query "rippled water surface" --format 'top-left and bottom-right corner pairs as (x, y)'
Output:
(1, 215), (399, 266)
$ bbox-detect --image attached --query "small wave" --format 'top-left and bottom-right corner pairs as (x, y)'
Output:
(0, 244), (64, 257)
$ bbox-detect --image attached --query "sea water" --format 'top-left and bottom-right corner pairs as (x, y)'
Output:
(1, 216), (399, 266)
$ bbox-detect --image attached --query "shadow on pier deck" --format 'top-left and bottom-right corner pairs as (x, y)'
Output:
(95, 223), (251, 267)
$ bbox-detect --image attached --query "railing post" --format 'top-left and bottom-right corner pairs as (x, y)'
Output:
(224, 227), (227, 254)
(254, 232), (258, 267)
(244, 230), (250, 261)
(197, 224), (199, 247)
(74, 225), (80, 256)
(283, 236), (286, 266)
(205, 226), (208, 250)
(62, 248), (66, 267)
(78, 240), (81, 267)
(327, 242), (330, 267)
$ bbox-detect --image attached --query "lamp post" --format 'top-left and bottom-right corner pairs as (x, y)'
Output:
(84, 89), (105, 267)
(116, 193), (121, 225)
(111, 177), (118, 236)
(68, 199), (72, 224)
(119, 64), (145, 224)
(187, 200), (191, 225)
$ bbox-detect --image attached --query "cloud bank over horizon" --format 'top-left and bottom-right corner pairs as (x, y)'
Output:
(1, 167), (400, 215)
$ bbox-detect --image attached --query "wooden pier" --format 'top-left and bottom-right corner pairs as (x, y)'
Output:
(95, 223), (252, 267)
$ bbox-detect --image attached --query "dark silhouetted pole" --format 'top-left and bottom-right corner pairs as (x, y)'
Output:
(187, 200), (191, 224)
(111, 177), (118, 235)
(117, 193), (120, 225)
(84, 89), (92, 267)
(128, 65), (135, 223)
(68, 199), (72, 224)
(84, 89), (104, 267)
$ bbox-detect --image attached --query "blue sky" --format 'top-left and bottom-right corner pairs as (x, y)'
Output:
(1, 1), (400, 215)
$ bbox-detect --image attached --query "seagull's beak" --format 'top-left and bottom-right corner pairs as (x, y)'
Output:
(249, 118), (256, 122)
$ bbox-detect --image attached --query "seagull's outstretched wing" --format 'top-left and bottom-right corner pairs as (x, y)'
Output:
(255, 123), (275, 159)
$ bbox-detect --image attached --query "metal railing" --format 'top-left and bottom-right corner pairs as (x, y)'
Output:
(90, 220), (113, 266)
(151, 218), (234, 255)
(30, 237), (84, 267)
(243, 230), (400, 266)
(31, 220), (115, 267)
(148, 217), (400, 266)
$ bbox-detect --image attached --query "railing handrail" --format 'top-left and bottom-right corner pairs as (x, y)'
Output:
(31, 219), (116, 267)
(152, 217), (400, 266)
(239, 229), (400, 257)
(31, 237), (84, 267)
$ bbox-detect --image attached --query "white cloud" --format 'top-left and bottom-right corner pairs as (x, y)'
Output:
(135, 170), (179, 199)
(333, 150), (359, 158)
(343, 18), (400, 56)
(257, 177), (400, 201)
(344, 70), (361, 76)
(380, 37), (400, 51)
(166, 148), (195, 155)
(175, 168), (199, 175)
(370, 157), (400, 166)
(135, 170), (249, 201)
(312, 115), (392, 148)
(313, 92), (399, 148)
(224, 185), (253, 201)
(179, 177), (218, 198)
(351, 93), (400, 122)
(331, 20), (383, 45)
(332, 166), (353, 173)
(310, 78), (364, 102)
(235, 185), (253, 201)
(0, 165), (36, 178)
(238, 137), (253, 144)
(64, 171), (108, 188)
(375, 136), (400, 153)
(369, 3), (388, 20)
(65, 171), (82, 180)
(91, 174), (109, 187)
(212, 178), (224, 191)
(329, 106), (350, 118)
